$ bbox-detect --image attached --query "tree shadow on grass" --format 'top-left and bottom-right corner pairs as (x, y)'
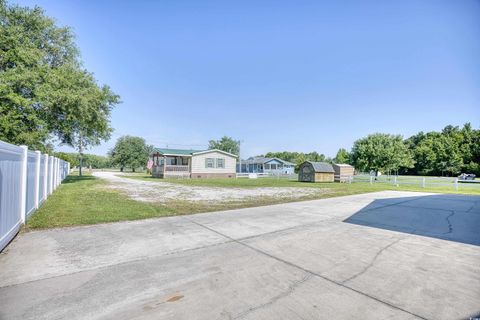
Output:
(62, 175), (97, 184)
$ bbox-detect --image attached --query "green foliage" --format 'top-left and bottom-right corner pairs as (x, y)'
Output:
(109, 136), (152, 171)
(351, 133), (414, 174)
(334, 148), (350, 164)
(208, 136), (240, 155)
(54, 152), (110, 169)
(405, 124), (478, 176)
(54, 152), (79, 167)
(265, 151), (326, 163)
(265, 151), (328, 171)
(0, 1), (119, 158)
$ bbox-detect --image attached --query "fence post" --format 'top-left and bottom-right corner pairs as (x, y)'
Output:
(19, 146), (28, 224)
(55, 158), (58, 187)
(43, 155), (49, 200)
(454, 178), (458, 191)
(51, 157), (55, 192)
(57, 159), (61, 185)
(34, 150), (41, 209)
(422, 177), (426, 188)
(393, 176), (397, 186)
(49, 156), (54, 194)
(58, 159), (61, 184)
(369, 176), (373, 185)
(53, 157), (58, 189)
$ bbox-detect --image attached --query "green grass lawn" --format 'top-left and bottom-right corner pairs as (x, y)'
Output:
(27, 172), (480, 230)
(121, 173), (480, 195)
(27, 174), (175, 229)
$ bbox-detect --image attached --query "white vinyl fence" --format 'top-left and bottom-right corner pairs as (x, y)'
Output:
(352, 174), (480, 191)
(0, 140), (70, 251)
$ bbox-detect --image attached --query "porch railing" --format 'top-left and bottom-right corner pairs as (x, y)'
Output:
(164, 165), (189, 172)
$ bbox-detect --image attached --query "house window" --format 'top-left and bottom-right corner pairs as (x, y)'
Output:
(205, 158), (214, 168)
(265, 164), (270, 170)
(216, 158), (225, 168)
(271, 164), (277, 170)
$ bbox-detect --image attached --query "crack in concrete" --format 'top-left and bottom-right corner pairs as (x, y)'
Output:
(443, 211), (455, 234)
(184, 217), (430, 320)
(233, 274), (312, 319)
(342, 237), (404, 284)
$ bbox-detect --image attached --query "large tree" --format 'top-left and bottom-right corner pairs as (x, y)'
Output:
(37, 65), (119, 175)
(411, 132), (463, 176)
(351, 133), (414, 175)
(109, 136), (151, 172)
(208, 136), (240, 155)
(0, 1), (119, 170)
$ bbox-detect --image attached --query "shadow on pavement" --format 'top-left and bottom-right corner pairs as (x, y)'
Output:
(344, 194), (480, 246)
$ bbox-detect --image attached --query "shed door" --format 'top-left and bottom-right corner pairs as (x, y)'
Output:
(300, 166), (314, 182)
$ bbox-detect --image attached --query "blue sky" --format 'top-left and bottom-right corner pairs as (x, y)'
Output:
(17, 0), (480, 158)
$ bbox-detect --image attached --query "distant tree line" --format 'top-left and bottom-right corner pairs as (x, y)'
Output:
(56, 124), (480, 177)
(264, 151), (330, 171)
(55, 152), (111, 169)
(263, 123), (479, 176)
(344, 123), (479, 176)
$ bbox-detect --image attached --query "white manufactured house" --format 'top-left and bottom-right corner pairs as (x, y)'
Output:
(238, 156), (295, 175)
(151, 148), (237, 179)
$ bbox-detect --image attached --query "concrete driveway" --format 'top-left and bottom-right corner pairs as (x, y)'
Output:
(0, 191), (479, 320)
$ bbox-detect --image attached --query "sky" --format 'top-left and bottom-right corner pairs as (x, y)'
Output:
(16, 0), (480, 158)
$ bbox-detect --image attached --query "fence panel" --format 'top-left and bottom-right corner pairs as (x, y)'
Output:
(0, 141), (24, 251)
(352, 174), (480, 191)
(25, 151), (37, 217)
(0, 140), (70, 252)
(39, 154), (46, 204)
(47, 156), (53, 194)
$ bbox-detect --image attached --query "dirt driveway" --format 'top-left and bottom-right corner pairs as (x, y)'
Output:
(93, 171), (327, 203)
(1, 191), (479, 319)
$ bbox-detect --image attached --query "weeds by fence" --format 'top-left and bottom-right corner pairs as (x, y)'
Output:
(0, 140), (70, 251)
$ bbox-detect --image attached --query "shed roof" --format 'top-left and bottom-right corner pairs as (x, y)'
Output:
(333, 163), (354, 168)
(305, 161), (335, 173)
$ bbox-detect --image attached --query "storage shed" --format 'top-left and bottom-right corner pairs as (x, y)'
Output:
(332, 163), (355, 182)
(298, 161), (335, 182)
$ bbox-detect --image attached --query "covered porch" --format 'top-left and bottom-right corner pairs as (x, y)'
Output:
(151, 153), (191, 178)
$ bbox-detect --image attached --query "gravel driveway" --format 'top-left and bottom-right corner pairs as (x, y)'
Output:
(93, 171), (327, 203)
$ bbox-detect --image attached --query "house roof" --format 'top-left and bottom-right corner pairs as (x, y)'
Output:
(305, 161), (335, 173)
(192, 149), (238, 158)
(153, 148), (237, 158)
(153, 148), (205, 156)
(242, 156), (295, 166)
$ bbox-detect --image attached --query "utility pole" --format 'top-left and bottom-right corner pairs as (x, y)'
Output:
(238, 140), (241, 173)
(238, 140), (244, 173)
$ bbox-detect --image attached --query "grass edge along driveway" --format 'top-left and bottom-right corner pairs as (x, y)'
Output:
(27, 172), (480, 229)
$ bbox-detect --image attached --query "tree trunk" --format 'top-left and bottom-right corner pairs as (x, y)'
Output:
(132, 167), (135, 172)
(78, 136), (84, 176)
(120, 167), (124, 172)
(79, 156), (83, 176)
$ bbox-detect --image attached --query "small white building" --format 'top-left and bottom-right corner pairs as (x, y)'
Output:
(151, 148), (237, 179)
(237, 157), (295, 175)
